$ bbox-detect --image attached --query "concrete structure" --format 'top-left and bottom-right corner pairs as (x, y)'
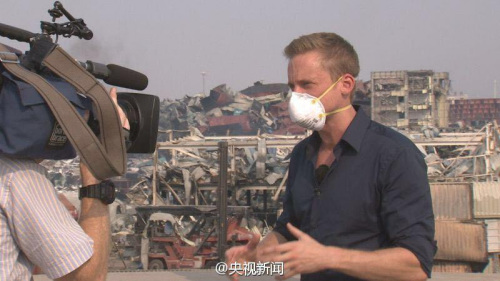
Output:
(371, 70), (450, 129)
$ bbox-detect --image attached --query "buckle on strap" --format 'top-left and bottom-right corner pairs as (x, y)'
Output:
(0, 52), (20, 64)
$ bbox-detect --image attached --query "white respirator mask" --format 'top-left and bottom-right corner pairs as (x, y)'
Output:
(288, 75), (352, 131)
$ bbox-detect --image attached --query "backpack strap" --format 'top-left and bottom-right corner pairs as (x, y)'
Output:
(0, 43), (126, 180)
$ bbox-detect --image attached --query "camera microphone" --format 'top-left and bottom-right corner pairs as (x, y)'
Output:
(79, 60), (148, 91)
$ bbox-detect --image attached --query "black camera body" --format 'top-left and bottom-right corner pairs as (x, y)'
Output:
(86, 91), (160, 154)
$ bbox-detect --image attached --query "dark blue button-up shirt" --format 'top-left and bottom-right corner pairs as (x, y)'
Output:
(275, 107), (436, 281)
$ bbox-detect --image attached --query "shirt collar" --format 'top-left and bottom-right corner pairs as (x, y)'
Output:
(341, 105), (370, 152)
(306, 105), (370, 157)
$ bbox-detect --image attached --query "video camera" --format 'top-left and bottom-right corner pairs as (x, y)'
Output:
(0, 1), (159, 156)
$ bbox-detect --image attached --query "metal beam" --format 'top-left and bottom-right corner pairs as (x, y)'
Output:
(157, 138), (302, 149)
(217, 141), (228, 262)
(414, 140), (483, 146)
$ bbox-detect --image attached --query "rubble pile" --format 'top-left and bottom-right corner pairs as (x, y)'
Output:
(407, 123), (500, 181)
(41, 159), (82, 191)
(41, 156), (155, 195)
(159, 82), (305, 139)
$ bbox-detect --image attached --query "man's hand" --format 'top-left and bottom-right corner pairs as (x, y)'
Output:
(109, 87), (130, 130)
(263, 223), (335, 280)
(225, 231), (288, 281)
(225, 233), (260, 281)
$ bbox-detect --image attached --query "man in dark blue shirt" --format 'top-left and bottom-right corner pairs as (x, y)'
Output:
(226, 32), (436, 281)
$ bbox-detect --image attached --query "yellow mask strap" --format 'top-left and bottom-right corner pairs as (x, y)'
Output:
(320, 104), (352, 118)
(311, 75), (344, 105)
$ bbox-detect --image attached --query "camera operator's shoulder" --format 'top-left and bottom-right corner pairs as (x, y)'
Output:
(0, 155), (46, 175)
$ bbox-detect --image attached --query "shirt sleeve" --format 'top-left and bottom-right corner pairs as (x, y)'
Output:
(274, 146), (300, 241)
(8, 163), (94, 279)
(379, 146), (437, 277)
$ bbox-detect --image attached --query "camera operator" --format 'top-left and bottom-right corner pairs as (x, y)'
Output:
(0, 88), (129, 281)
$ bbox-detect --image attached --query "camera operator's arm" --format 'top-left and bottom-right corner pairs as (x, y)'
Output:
(57, 88), (129, 281)
(54, 163), (109, 281)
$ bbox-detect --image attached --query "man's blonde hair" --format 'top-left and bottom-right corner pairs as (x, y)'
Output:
(284, 32), (360, 80)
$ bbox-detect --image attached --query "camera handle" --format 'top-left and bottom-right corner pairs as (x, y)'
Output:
(0, 1), (93, 43)
(42, 1), (93, 40)
(0, 23), (35, 43)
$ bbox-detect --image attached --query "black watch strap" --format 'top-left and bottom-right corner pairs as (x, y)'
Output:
(79, 180), (116, 205)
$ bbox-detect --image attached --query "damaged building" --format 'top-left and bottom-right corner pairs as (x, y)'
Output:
(371, 70), (450, 129)
(449, 98), (500, 128)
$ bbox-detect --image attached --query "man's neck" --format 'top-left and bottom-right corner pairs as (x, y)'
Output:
(318, 106), (356, 149)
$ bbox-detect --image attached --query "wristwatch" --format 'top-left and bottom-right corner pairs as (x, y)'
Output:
(79, 180), (116, 205)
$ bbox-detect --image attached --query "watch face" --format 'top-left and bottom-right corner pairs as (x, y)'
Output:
(102, 181), (116, 205)
(103, 195), (115, 205)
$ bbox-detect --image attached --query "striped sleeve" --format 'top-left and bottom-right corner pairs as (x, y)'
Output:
(5, 158), (94, 279)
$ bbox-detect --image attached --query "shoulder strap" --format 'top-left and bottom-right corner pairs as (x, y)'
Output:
(0, 44), (126, 180)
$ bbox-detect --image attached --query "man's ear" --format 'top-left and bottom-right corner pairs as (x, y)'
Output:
(340, 74), (356, 103)
(340, 74), (356, 100)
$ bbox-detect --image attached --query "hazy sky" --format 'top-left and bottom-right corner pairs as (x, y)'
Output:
(2, 0), (499, 100)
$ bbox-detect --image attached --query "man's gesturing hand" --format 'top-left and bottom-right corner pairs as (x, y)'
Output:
(263, 223), (337, 280)
(224, 233), (260, 281)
